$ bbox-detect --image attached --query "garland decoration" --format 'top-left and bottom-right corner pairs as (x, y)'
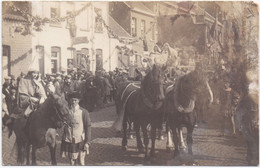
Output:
(94, 7), (156, 45)
(5, 2), (92, 35)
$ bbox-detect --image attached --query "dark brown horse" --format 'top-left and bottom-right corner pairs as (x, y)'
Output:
(11, 93), (72, 165)
(165, 68), (211, 158)
(235, 94), (259, 165)
(115, 64), (167, 158)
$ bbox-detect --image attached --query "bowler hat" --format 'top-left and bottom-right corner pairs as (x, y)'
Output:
(68, 92), (81, 100)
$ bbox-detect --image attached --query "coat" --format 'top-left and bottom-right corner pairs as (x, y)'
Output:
(103, 77), (112, 95)
(18, 77), (40, 109)
(62, 106), (91, 144)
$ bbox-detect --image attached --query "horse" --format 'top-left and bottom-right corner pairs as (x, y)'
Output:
(165, 68), (212, 158)
(235, 94), (259, 165)
(114, 64), (168, 159)
(10, 93), (72, 165)
(113, 80), (141, 139)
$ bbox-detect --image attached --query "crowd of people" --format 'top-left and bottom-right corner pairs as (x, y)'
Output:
(2, 67), (134, 115)
(2, 48), (257, 165)
(2, 67), (135, 165)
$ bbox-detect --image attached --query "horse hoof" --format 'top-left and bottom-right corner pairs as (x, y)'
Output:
(129, 135), (134, 139)
(122, 146), (127, 151)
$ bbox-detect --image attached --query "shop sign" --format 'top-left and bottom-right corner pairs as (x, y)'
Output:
(72, 36), (89, 45)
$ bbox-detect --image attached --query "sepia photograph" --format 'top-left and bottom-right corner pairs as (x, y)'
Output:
(1, 1), (259, 166)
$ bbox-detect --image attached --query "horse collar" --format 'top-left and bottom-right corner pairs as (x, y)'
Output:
(141, 90), (163, 110)
(173, 78), (195, 113)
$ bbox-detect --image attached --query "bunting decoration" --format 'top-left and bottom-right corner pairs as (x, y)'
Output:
(4, 2), (92, 35)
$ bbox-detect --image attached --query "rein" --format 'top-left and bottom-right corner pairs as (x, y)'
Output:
(53, 104), (70, 127)
(173, 77), (195, 113)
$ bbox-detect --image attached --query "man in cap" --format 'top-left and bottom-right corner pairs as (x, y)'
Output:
(61, 92), (91, 165)
(2, 76), (17, 116)
(53, 73), (63, 96)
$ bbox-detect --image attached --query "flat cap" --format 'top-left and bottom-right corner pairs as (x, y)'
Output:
(68, 92), (81, 100)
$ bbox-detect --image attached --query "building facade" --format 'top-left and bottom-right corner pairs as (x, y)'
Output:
(2, 1), (124, 77)
(109, 1), (158, 70)
(156, 2), (223, 68)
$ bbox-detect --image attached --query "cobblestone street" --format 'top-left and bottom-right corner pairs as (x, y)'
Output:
(2, 103), (249, 166)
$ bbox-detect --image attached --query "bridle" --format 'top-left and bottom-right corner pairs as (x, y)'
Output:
(53, 103), (70, 127)
(141, 72), (164, 110)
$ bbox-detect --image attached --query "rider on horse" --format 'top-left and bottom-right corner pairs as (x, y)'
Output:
(17, 68), (47, 117)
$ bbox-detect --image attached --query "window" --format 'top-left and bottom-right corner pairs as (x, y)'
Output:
(81, 48), (89, 56)
(96, 49), (103, 71)
(95, 8), (103, 33)
(67, 59), (74, 70)
(51, 47), (61, 73)
(141, 20), (146, 36)
(36, 46), (44, 75)
(2, 45), (10, 77)
(131, 17), (137, 37)
(67, 47), (75, 72)
(150, 22), (155, 40)
(50, 4), (61, 27)
(51, 8), (58, 18)
(79, 48), (90, 71)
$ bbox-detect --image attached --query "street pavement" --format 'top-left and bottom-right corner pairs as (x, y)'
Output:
(2, 102), (250, 166)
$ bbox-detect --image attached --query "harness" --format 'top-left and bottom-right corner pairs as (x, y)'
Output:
(121, 83), (140, 101)
(173, 78), (195, 113)
(141, 79), (164, 110)
(112, 83), (139, 131)
(53, 104), (70, 127)
(141, 89), (163, 110)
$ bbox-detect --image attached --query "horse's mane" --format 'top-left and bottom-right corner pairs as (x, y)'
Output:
(36, 96), (54, 115)
(141, 71), (155, 102)
(175, 72), (197, 109)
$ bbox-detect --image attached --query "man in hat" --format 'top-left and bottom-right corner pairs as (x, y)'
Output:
(61, 92), (91, 165)
(10, 75), (17, 90)
(18, 68), (46, 116)
(63, 75), (75, 100)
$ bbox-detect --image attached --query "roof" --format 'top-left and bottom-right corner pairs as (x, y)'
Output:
(108, 15), (132, 38)
(124, 2), (155, 17)
(3, 14), (27, 22)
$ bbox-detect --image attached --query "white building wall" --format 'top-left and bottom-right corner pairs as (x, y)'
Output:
(30, 1), (110, 75)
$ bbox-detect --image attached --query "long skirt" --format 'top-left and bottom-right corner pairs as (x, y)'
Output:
(60, 140), (85, 160)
